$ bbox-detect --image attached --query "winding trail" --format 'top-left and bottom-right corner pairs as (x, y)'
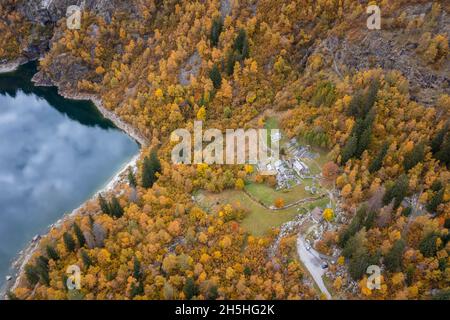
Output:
(243, 188), (327, 211)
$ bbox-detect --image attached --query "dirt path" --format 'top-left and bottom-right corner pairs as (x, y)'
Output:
(243, 188), (326, 211)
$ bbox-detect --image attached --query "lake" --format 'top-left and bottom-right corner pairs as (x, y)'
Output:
(0, 62), (139, 288)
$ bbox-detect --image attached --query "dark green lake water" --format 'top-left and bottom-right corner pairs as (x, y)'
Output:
(0, 62), (139, 288)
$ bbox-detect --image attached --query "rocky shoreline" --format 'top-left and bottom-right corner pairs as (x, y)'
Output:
(0, 60), (146, 299)
(0, 58), (28, 74)
(31, 71), (148, 147)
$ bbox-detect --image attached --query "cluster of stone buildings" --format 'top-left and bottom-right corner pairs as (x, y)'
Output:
(257, 138), (315, 190)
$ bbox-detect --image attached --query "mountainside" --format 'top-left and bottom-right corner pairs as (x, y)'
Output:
(1, 0), (449, 300)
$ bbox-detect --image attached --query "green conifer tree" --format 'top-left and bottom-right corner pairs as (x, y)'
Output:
(209, 64), (222, 89)
(98, 194), (110, 215)
(73, 223), (86, 248)
(210, 17), (223, 47)
(63, 232), (76, 252)
(46, 245), (60, 261)
(369, 142), (388, 173)
(110, 196), (124, 218)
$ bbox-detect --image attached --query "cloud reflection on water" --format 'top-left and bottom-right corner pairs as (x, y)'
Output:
(0, 90), (138, 283)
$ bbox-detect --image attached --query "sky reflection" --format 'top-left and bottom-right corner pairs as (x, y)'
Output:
(0, 72), (138, 286)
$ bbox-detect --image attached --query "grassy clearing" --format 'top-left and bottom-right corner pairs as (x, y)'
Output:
(293, 197), (332, 217)
(193, 118), (334, 237)
(303, 197), (332, 211)
(264, 117), (279, 131)
(197, 190), (301, 236)
(196, 188), (333, 237)
(241, 205), (300, 237)
(245, 180), (315, 207)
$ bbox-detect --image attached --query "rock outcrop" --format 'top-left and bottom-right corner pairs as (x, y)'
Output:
(17, 0), (136, 24)
(10, 0), (141, 62)
(306, 2), (450, 106)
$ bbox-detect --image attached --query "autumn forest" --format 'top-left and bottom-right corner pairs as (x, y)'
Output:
(0, 0), (449, 301)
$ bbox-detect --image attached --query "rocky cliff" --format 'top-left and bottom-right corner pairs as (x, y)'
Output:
(307, 2), (449, 106)
(7, 0), (142, 62)
(9, 0), (447, 106)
